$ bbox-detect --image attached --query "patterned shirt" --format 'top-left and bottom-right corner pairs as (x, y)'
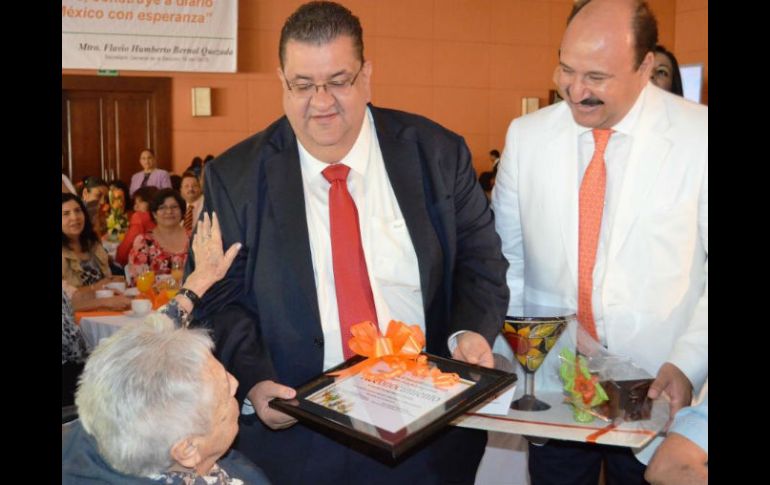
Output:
(79, 254), (105, 287)
(153, 463), (244, 484)
(62, 289), (87, 364)
(127, 233), (189, 279)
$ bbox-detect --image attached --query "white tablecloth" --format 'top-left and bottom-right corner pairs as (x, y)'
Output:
(79, 314), (144, 349)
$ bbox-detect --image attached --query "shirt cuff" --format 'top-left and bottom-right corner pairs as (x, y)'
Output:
(447, 330), (468, 355)
(670, 398), (708, 454)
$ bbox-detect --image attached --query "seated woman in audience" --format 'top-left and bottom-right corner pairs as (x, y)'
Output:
(115, 186), (159, 266)
(128, 188), (189, 278)
(62, 193), (122, 289)
(61, 214), (261, 484)
(128, 148), (172, 197)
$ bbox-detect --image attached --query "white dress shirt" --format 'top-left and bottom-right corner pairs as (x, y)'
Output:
(576, 87), (646, 345)
(299, 108), (425, 371)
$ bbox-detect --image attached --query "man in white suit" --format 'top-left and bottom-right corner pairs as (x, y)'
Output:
(491, 0), (707, 483)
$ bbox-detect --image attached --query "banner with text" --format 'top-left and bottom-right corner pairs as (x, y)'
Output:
(62, 0), (238, 73)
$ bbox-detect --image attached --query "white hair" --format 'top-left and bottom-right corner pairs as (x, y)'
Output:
(75, 313), (216, 476)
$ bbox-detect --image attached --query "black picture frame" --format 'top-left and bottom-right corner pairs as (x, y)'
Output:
(269, 353), (517, 461)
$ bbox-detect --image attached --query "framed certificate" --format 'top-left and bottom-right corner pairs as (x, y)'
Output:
(269, 353), (517, 461)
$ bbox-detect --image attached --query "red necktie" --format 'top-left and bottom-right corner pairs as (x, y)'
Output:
(577, 129), (613, 343)
(322, 164), (378, 359)
(183, 203), (194, 233)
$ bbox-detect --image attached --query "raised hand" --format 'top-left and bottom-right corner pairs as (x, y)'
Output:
(184, 212), (242, 296)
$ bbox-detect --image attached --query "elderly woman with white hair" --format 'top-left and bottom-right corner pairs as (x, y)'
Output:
(62, 214), (269, 484)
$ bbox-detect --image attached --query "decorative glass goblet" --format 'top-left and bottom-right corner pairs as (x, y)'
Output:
(503, 307), (574, 411)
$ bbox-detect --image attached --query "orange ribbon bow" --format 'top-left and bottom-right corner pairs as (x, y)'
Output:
(328, 320), (460, 389)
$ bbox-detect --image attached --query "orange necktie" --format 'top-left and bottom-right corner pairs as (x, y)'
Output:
(183, 203), (194, 233)
(577, 129), (613, 342)
(322, 164), (378, 359)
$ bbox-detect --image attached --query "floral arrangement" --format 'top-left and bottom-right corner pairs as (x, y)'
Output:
(559, 348), (608, 422)
(105, 186), (128, 242)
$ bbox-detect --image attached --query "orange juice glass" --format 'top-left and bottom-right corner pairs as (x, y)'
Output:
(171, 268), (184, 285)
(136, 270), (156, 294)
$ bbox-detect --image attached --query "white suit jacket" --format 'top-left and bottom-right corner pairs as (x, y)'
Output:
(492, 83), (708, 406)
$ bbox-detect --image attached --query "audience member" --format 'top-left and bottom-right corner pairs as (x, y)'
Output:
(651, 44), (684, 96)
(62, 193), (122, 289)
(128, 148), (172, 197)
(115, 186), (159, 266)
(128, 188), (189, 278)
(62, 213), (263, 484)
(80, 176), (109, 205)
(180, 171), (204, 233)
(478, 149), (501, 192)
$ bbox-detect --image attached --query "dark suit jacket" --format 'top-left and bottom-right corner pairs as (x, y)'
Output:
(192, 105), (509, 483)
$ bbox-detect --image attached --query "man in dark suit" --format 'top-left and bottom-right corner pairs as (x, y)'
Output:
(190, 2), (509, 483)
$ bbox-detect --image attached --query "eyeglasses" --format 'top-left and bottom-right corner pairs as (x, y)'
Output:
(284, 64), (364, 99)
(157, 204), (180, 212)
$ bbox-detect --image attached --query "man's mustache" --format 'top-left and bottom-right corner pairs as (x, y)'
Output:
(564, 88), (604, 106)
(579, 98), (604, 106)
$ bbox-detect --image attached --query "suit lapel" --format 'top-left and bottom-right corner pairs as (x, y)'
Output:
(263, 134), (321, 322)
(373, 111), (441, 308)
(607, 86), (671, 261)
(554, 120), (580, 290)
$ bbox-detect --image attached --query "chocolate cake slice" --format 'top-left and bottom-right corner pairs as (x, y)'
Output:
(597, 378), (653, 421)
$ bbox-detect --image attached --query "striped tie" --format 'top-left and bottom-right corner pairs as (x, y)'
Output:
(183, 203), (194, 233)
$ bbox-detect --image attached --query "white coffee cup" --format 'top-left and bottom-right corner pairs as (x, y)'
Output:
(95, 289), (114, 299)
(106, 281), (126, 293)
(131, 299), (152, 316)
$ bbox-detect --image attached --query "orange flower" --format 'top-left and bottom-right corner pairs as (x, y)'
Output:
(573, 356), (599, 404)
